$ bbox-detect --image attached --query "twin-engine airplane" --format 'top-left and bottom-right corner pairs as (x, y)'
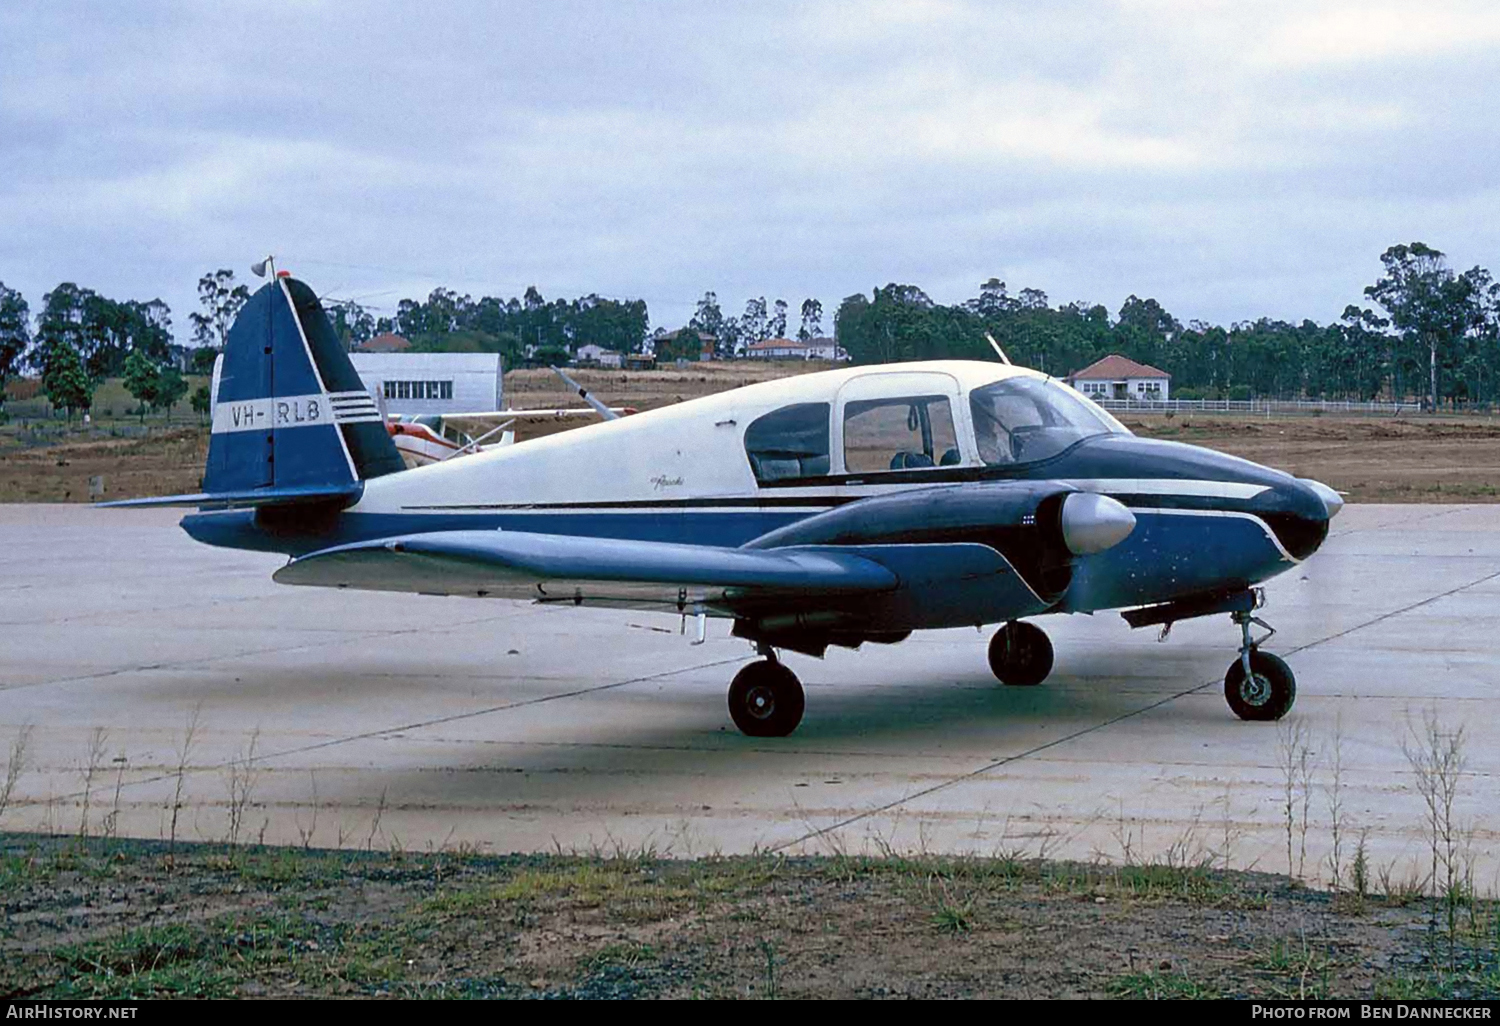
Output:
(112, 275), (1341, 736)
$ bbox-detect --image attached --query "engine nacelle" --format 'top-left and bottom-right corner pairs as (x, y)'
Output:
(744, 481), (1135, 605)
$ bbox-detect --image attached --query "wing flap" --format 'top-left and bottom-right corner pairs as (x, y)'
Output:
(272, 529), (900, 602)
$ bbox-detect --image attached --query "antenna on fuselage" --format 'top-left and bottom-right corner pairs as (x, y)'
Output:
(551, 366), (620, 421)
(985, 332), (1011, 365)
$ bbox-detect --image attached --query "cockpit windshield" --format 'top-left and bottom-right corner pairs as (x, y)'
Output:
(968, 377), (1128, 466)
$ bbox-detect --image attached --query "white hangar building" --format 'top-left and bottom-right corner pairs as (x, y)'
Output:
(348, 353), (504, 415)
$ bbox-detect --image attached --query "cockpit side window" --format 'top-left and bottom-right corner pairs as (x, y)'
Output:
(744, 402), (831, 484)
(842, 395), (958, 473)
(969, 377), (1123, 466)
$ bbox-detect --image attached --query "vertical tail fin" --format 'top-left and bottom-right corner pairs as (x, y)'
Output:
(205, 275), (404, 497)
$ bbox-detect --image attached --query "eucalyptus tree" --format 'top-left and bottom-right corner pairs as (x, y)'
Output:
(0, 282), (29, 398)
(189, 269), (250, 349)
(797, 298), (824, 341)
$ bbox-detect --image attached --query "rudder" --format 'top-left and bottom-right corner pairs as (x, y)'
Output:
(206, 276), (404, 496)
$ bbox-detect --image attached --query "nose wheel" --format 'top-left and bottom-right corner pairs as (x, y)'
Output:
(1224, 608), (1295, 720)
(988, 620), (1054, 686)
(728, 657), (805, 737)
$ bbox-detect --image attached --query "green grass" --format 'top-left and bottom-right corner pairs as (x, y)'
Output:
(3, 376), (211, 424)
(4, 833), (1498, 1000)
(49, 917), (320, 999)
(929, 902), (975, 934)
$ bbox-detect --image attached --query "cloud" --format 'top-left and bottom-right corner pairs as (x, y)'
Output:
(1252, 2), (1500, 67)
(1, 1), (1498, 335)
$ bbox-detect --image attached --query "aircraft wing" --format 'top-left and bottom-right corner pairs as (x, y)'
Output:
(271, 529), (900, 611)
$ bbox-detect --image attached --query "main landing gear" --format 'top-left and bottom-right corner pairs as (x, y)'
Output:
(727, 647), (805, 737)
(1224, 606), (1295, 721)
(988, 620), (1054, 687)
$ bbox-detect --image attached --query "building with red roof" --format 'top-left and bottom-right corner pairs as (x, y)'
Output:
(1066, 354), (1170, 402)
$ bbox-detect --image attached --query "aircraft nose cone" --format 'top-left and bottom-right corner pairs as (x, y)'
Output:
(1060, 492), (1136, 555)
(1298, 478), (1344, 519)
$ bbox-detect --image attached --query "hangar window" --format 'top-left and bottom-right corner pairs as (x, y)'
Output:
(744, 403), (831, 483)
(383, 380), (455, 401)
(842, 395), (958, 473)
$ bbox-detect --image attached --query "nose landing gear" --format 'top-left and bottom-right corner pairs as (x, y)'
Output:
(1121, 587), (1297, 721)
(1224, 607), (1295, 721)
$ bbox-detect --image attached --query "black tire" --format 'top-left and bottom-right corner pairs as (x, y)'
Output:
(988, 621), (1054, 687)
(1224, 650), (1296, 721)
(728, 660), (806, 737)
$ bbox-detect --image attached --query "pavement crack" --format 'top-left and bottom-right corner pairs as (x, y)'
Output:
(772, 562), (1500, 854)
(40, 656), (746, 804)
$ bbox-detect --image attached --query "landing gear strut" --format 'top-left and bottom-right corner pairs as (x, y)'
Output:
(1224, 605), (1295, 721)
(988, 620), (1054, 687)
(727, 647), (805, 737)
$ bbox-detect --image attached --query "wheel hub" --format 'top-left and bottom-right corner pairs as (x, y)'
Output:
(745, 684), (776, 720)
(1239, 672), (1271, 707)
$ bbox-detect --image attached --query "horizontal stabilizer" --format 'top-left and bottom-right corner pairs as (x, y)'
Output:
(99, 483), (362, 511)
(273, 529), (899, 601)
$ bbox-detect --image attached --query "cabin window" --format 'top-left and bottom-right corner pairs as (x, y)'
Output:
(841, 395), (958, 473)
(969, 377), (1123, 465)
(744, 403), (831, 483)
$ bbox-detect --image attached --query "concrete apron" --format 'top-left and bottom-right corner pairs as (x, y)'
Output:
(0, 503), (1496, 892)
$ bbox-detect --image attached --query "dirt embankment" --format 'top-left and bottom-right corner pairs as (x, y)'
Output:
(2, 836), (1489, 999)
(1121, 415), (1500, 502)
(0, 427), (208, 503)
(8, 366), (1500, 503)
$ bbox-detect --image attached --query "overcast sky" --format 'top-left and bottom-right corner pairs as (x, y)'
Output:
(3, 0), (1499, 339)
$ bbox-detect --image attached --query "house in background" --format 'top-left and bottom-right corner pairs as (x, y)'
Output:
(354, 332), (412, 354)
(744, 337), (848, 361)
(650, 329), (717, 361)
(575, 344), (623, 368)
(1065, 354), (1170, 402)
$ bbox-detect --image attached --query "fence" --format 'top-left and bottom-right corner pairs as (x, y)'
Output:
(1094, 398), (1437, 417)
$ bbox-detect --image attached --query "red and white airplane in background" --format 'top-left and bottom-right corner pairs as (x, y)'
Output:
(386, 407), (632, 468)
(383, 368), (635, 468)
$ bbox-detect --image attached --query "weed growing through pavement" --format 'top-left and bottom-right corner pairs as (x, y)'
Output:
(0, 724), (33, 826)
(1324, 720), (1348, 892)
(165, 706), (202, 870)
(1351, 829), (1371, 903)
(76, 727), (108, 839)
(102, 748), (128, 841)
(364, 788), (388, 852)
(295, 771), (320, 849)
(223, 728), (261, 849)
(1278, 719), (1315, 884)
(1403, 708), (1472, 970)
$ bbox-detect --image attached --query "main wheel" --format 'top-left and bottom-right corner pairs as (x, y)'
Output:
(988, 621), (1054, 687)
(727, 660), (805, 737)
(1224, 650), (1296, 721)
